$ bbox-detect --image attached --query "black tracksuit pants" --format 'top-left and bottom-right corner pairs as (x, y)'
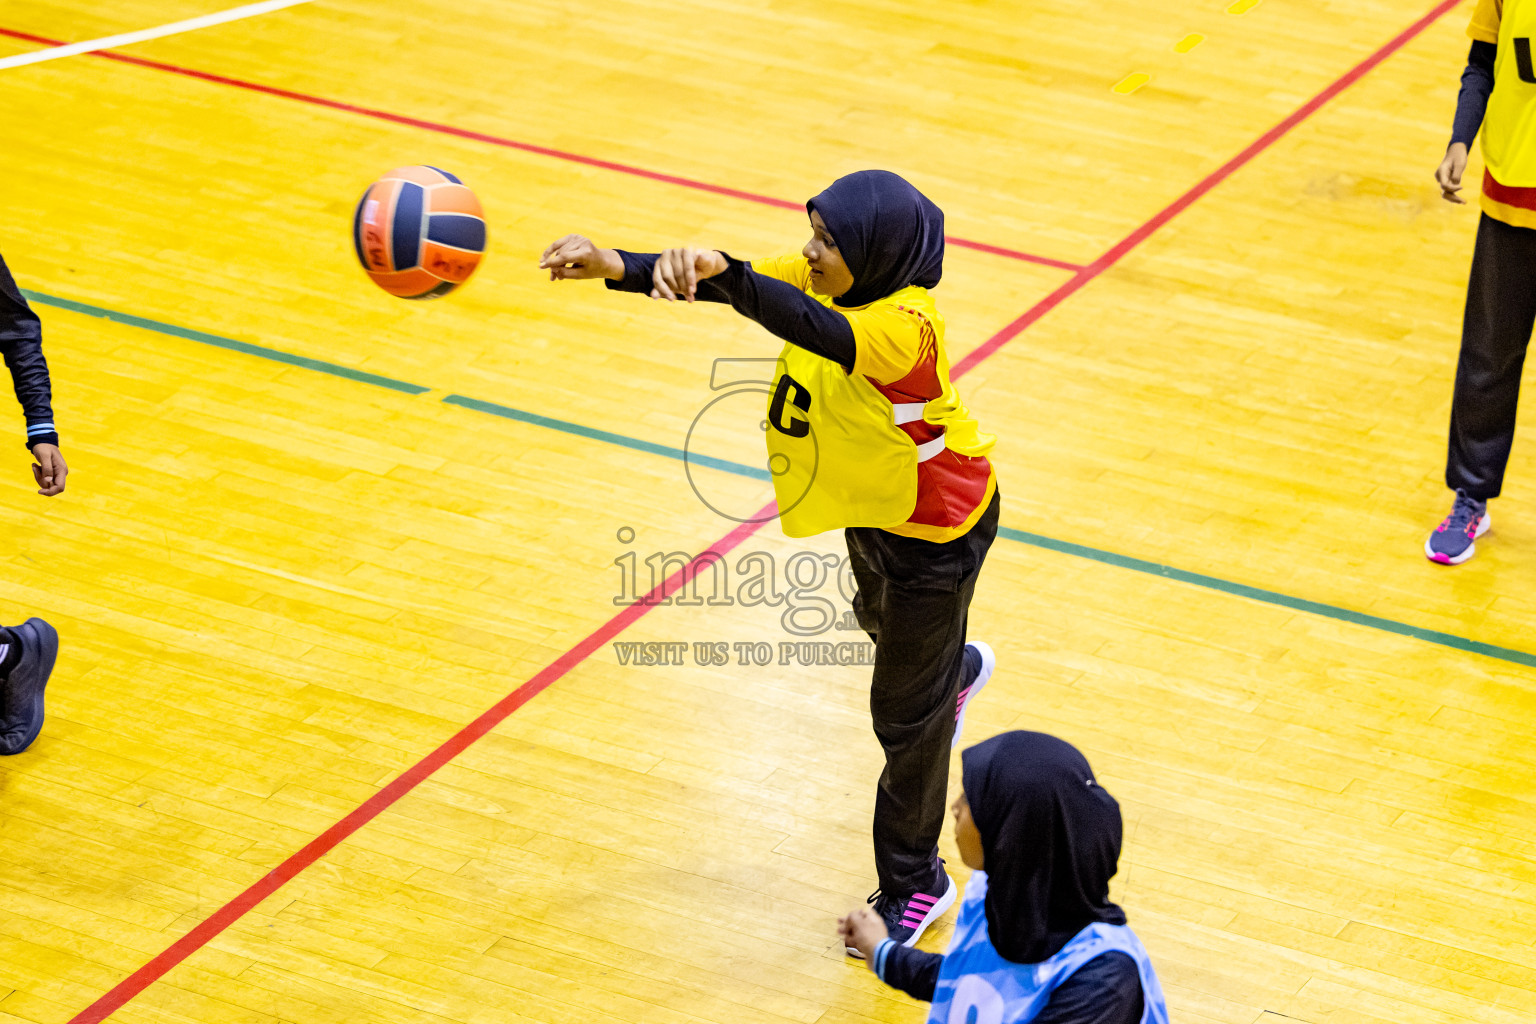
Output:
(844, 488), (1000, 896)
(1447, 213), (1536, 500)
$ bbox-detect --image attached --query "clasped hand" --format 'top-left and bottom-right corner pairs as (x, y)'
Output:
(30, 442), (66, 497)
(645, 247), (728, 302)
(838, 906), (887, 965)
(539, 235), (727, 302)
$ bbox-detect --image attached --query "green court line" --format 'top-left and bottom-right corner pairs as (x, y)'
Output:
(997, 527), (1536, 668)
(24, 290), (430, 395)
(31, 288), (1536, 671)
(442, 394), (770, 480)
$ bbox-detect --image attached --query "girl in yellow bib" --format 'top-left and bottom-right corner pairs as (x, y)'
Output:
(542, 170), (1000, 951)
(1428, 0), (1536, 563)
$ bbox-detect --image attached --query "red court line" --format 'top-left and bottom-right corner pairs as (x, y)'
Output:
(953, 0), (1464, 378)
(0, 25), (1084, 274)
(67, 513), (777, 1024)
(58, 2), (1460, 1020)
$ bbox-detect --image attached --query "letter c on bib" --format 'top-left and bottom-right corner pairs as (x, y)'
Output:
(769, 373), (811, 437)
(947, 976), (1005, 1024)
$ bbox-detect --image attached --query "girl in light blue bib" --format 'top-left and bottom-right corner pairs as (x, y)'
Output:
(840, 731), (1170, 1024)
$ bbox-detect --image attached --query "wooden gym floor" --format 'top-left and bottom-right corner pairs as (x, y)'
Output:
(1, 0), (1534, 1022)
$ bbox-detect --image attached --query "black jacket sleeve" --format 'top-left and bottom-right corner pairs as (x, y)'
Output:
(604, 249), (732, 303)
(1452, 40), (1498, 148)
(877, 942), (943, 1002)
(0, 252), (57, 450)
(606, 250), (857, 368)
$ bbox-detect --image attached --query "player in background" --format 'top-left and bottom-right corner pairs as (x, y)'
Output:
(0, 250), (63, 754)
(1428, 0), (1535, 564)
(840, 732), (1169, 1024)
(542, 170), (999, 953)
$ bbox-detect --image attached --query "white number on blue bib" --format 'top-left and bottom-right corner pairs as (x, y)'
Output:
(947, 976), (1005, 1024)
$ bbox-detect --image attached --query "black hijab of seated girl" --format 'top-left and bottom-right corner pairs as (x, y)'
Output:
(960, 731), (1128, 965)
(806, 170), (946, 308)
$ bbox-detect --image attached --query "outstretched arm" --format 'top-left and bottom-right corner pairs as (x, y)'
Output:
(540, 235), (734, 303)
(699, 257), (855, 368)
(541, 236), (855, 367)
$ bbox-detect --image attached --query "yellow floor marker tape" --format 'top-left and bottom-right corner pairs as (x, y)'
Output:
(1112, 72), (1151, 94)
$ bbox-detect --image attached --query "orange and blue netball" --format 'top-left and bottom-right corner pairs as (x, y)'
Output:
(353, 166), (486, 299)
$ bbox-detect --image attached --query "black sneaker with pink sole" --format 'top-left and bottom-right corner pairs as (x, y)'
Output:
(846, 865), (957, 958)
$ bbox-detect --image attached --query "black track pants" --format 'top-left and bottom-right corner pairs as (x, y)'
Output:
(1447, 213), (1536, 500)
(844, 488), (1000, 895)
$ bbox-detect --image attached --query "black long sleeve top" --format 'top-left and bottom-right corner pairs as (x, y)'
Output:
(604, 249), (857, 368)
(1452, 40), (1498, 148)
(876, 942), (1144, 1024)
(0, 252), (58, 450)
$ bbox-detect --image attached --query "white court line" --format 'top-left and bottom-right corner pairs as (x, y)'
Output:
(0, 0), (313, 71)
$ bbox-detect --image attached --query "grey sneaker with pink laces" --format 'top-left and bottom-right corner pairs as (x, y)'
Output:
(1425, 490), (1489, 565)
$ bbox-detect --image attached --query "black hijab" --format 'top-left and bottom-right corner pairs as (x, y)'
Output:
(806, 170), (945, 308)
(961, 731), (1127, 964)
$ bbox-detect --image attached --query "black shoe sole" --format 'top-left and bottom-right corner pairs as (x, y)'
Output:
(1, 617), (58, 755)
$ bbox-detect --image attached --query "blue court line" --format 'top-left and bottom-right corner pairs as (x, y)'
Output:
(29, 289), (1536, 671)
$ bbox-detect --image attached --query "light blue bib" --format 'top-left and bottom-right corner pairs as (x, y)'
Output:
(926, 872), (1170, 1024)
